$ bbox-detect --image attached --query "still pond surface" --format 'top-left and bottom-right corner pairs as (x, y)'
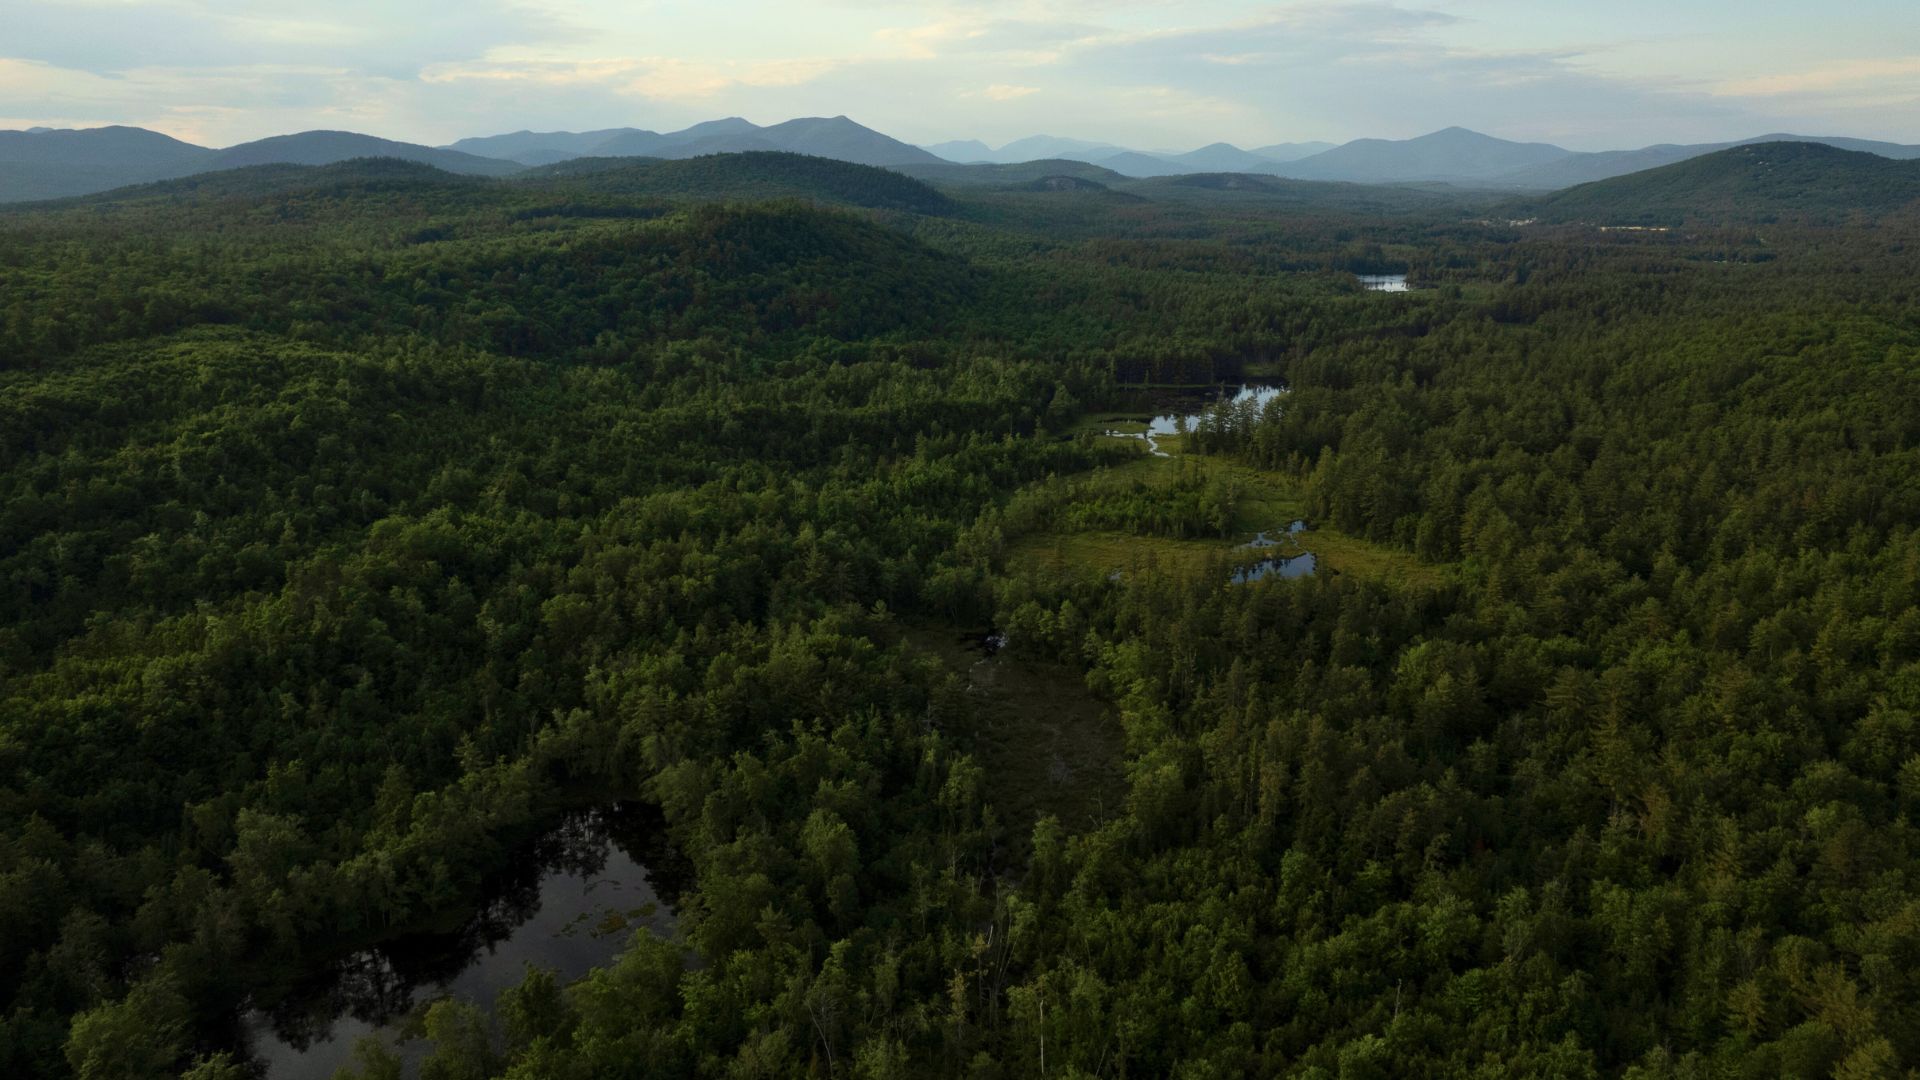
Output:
(1107, 383), (1288, 457)
(242, 804), (682, 1079)
(1234, 520), (1316, 582)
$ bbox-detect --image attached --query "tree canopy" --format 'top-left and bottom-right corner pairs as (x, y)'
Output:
(4, 154), (1920, 1078)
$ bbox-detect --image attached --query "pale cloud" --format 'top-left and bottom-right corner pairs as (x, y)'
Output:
(2, 0), (1919, 150)
(3, 0), (556, 77)
(624, 58), (841, 101)
(872, 17), (1098, 66)
(420, 58), (636, 88)
(0, 57), (134, 109)
(1715, 55), (1920, 97)
(423, 55), (839, 101)
(870, 22), (949, 62)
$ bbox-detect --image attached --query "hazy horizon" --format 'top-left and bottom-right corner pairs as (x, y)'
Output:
(5, 1), (1919, 152)
(14, 116), (1920, 160)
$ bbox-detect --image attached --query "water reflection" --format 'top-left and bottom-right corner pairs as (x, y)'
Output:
(1103, 383), (1287, 455)
(1146, 384), (1285, 436)
(1357, 274), (1410, 292)
(1234, 520), (1316, 582)
(243, 804), (684, 1080)
(1244, 521), (1307, 548)
(1233, 552), (1317, 583)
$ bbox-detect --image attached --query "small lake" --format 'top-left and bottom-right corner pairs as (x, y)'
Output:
(241, 804), (683, 1079)
(1106, 382), (1287, 456)
(1357, 274), (1410, 292)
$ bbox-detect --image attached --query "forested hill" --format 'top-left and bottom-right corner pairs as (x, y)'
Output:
(203, 131), (523, 177)
(0, 126), (215, 202)
(893, 157), (1130, 189)
(24, 158), (487, 209)
(7, 151), (958, 221)
(1525, 140), (1920, 224)
(0, 128), (524, 202)
(518, 151), (957, 214)
(0, 193), (976, 367)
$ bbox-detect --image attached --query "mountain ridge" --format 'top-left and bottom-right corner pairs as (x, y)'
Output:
(455, 116), (940, 168)
(208, 131), (522, 177)
(1271, 127), (1574, 184)
(9, 118), (1920, 204)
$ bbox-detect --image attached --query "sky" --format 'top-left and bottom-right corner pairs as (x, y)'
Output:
(2, 0), (1918, 151)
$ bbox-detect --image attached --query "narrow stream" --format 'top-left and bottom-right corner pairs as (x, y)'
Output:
(1100, 385), (1319, 583)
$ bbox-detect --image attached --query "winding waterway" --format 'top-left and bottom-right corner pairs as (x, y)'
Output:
(1100, 386), (1320, 582)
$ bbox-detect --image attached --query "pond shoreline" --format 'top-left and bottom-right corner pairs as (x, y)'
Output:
(227, 801), (686, 1080)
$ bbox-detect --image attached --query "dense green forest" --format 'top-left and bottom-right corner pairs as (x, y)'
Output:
(5, 150), (1920, 1078)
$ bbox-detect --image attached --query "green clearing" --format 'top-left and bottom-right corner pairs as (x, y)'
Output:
(898, 622), (1126, 841)
(1018, 432), (1451, 587)
(1074, 413), (1151, 435)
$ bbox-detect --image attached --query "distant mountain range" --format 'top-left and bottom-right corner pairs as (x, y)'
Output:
(207, 132), (520, 176)
(0, 126), (522, 201)
(919, 136), (1340, 174)
(1272, 127), (1568, 184)
(5, 114), (1920, 204)
(916, 127), (1920, 187)
(0, 116), (937, 202)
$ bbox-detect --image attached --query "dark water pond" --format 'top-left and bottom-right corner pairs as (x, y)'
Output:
(1235, 520), (1315, 582)
(1233, 551), (1317, 583)
(240, 804), (684, 1079)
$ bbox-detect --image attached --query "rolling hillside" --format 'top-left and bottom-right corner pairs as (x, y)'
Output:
(0, 126), (215, 200)
(1524, 141), (1920, 224)
(520, 151), (955, 214)
(0, 127), (521, 201)
(445, 129), (641, 164)
(6, 159), (494, 213)
(1501, 133), (1920, 189)
(15, 117), (1920, 207)
(892, 158), (1130, 189)
(208, 132), (523, 177)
